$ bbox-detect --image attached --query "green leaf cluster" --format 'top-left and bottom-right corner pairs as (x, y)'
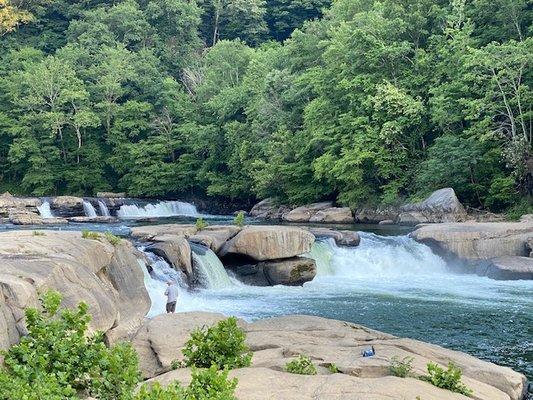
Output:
(284, 354), (317, 375)
(422, 362), (473, 397)
(183, 317), (252, 369)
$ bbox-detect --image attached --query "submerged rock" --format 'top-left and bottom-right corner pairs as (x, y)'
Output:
(476, 256), (533, 280)
(260, 257), (317, 286)
(136, 313), (527, 400)
(219, 226), (315, 261)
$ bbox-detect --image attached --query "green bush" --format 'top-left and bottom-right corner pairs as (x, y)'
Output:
(135, 366), (237, 400)
(327, 363), (339, 373)
(82, 230), (100, 240)
(233, 211), (245, 227)
(183, 317), (252, 369)
(284, 355), (317, 375)
(195, 217), (208, 230)
(422, 362), (473, 397)
(389, 356), (414, 378)
(104, 231), (121, 246)
(0, 290), (140, 400)
(32, 230), (46, 236)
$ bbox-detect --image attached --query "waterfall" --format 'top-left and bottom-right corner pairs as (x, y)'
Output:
(117, 200), (198, 219)
(37, 199), (54, 218)
(308, 232), (447, 278)
(98, 200), (110, 217)
(191, 244), (234, 289)
(305, 240), (335, 276)
(83, 201), (98, 217)
(137, 247), (188, 317)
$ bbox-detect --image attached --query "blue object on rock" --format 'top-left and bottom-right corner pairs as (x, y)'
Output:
(362, 346), (376, 357)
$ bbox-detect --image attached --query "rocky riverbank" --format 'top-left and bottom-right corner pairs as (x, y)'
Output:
(0, 229), (529, 399)
(410, 217), (533, 280)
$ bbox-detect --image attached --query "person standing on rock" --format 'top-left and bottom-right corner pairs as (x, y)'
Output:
(165, 281), (179, 313)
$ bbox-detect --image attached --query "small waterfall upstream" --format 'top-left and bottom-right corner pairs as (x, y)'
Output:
(117, 200), (198, 219)
(37, 199), (54, 218)
(98, 200), (110, 217)
(83, 200), (98, 217)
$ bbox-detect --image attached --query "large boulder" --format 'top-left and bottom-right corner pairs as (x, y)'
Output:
(309, 207), (353, 224)
(189, 225), (242, 253)
(0, 231), (150, 348)
(130, 224), (198, 241)
(148, 238), (192, 277)
(138, 313), (527, 400)
(410, 221), (533, 261)
(476, 256), (533, 280)
(261, 257), (317, 286)
(0, 194), (40, 217)
(50, 196), (84, 217)
(219, 226), (315, 261)
(8, 211), (44, 225)
(249, 198), (290, 220)
(399, 188), (467, 224)
(282, 202), (333, 223)
(353, 206), (400, 223)
(96, 192), (126, 198)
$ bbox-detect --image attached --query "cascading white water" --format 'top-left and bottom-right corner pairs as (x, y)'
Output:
(117, 200), (198, 219)
(98, 200), (110, 217)
(37, 199), (54, 218)
(191, 246), (234, 289)
(305, 240), (335, 275)
(321, 232), (448, 278)
(83, 200), (98, 217)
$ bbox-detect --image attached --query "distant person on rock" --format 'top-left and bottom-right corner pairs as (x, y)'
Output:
(165, 281), (179, 313)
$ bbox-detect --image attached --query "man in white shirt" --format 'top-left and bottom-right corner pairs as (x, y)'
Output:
(164, 281), (179, 313)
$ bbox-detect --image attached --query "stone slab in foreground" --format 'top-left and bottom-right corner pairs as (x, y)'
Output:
(134, 313), (527, 400)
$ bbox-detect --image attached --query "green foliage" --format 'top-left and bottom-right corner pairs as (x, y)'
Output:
(0, 0), (531, 211)
(327, 363), (339, 373)
(422, 362), (473, 397)
(135, 382), (186, 400)
(195, 217), (208, 230)
(81, 230), (100, 240)
(389, 356), (414, 378)
(504, 198), (533, 221)
(32, 230), (45, 236)
(171, 359), (186, 370)
(284, 355), (317, 375)
(104, 231), (121, 246)
(233, 211), (245, 227)
(183, 317), (252, 369)
(0, 290), (140, 400)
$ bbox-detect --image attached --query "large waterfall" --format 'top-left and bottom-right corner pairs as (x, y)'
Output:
(191, 244), (234, 289)
(98, 200), (110, 217)
(117, 200), (198, 219)
(83, 201), (98, 217)
(37, 199), (54, 218)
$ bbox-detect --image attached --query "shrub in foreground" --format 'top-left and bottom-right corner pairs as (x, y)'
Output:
(183, 317), (252, 369)
(389, 356), (414, 378)
(195, 217), (208, 230)
(233, 212), (245, 227)
(0, 291), (139, 400)
(285, 355), (317, 375)
(422, 362), (473, 397)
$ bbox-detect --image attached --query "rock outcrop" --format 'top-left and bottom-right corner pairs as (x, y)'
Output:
(410, 221), (533, 262)
(148, 238), (192, 277)
(309, 207), (354, 223)
(261, 257), (317, 286)
(399, 188), (467, 224)
(476, 256), (533, 280)
(0, 231), (150, 348)
(249, 198), (290, 220)
(282, 202), (333, 223)
(0, 193), (41, 217)
(134, 313), (527, 400)
(219, 226), (315, 261)
(50, 196), (84, 216)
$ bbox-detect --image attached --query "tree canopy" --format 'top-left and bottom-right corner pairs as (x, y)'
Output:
(0, 0), (531, 213)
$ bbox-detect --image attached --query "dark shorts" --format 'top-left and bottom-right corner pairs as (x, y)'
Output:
(166, 301), (176, 313)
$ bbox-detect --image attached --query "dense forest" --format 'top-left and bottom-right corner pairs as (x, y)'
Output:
(0, 0), (531, 214)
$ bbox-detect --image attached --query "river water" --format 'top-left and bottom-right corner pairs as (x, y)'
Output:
(142, 232), (533, 382)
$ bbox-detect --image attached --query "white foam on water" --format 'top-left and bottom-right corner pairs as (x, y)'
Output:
(117, 200), (198, 219)
(192, 247), (234, 289)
